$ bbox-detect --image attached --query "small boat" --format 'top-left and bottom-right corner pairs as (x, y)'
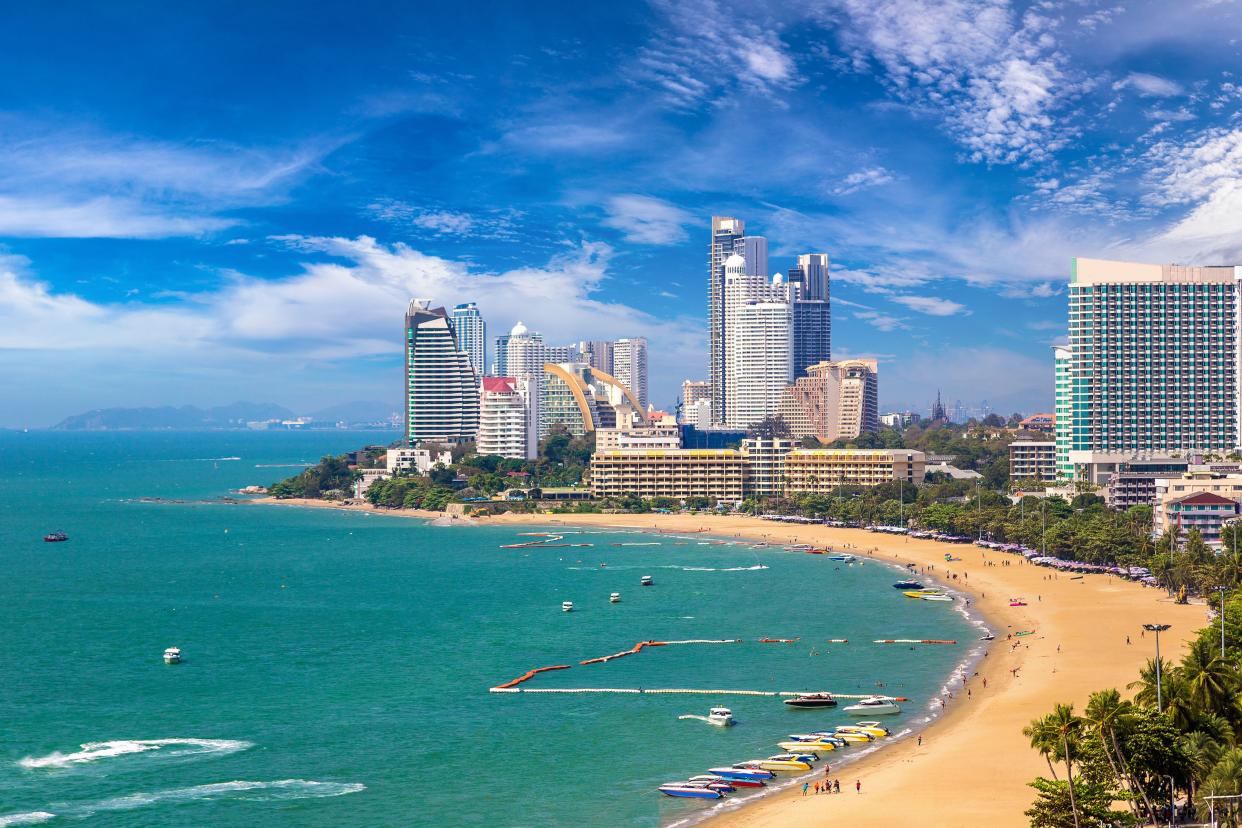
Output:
(893, 580), (922, 589)
(163, 647), (181, 664)
(707, 707), (734, 726)
(838, 723), (890, 738)
(903, 589), (941, 598)
(842, 696), (901, 715)
(562, 601), (574, 612)
(685, 779), (750, 789)
(640, 575), (654, 586)
(920, 593), (953, 602)
(609, 592), (621, 603)
(826, 554), (855, 562)
(799, 733), (848, 747)
(825, 730), (873, 743)
(43, 531), (69, 543)
(740, 755), (813, 771)
(692, 773), (764, 789)
(708, 766), (775, 781)
(777, 740), (836, 752)
(783, 692), (837, 708)
(658, 783), (722, 799)
(980, 633), (995, 641)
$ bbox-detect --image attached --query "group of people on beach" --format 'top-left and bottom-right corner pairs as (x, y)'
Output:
(803, 779), (850, 795)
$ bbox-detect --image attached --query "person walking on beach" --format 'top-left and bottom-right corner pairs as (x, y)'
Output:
(856, 779), (861, 794)
(803, 782), (810, 796)
(834, 779), (840, 793)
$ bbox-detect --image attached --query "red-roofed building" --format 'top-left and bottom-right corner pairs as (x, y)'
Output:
(1019, 413), (1055, 434)
(1154, 472), (1242, 545)
(478, 376), (538, 460)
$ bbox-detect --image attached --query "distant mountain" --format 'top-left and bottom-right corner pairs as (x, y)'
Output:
(51, 402), (294, 431)
(310, 400), (399, 424)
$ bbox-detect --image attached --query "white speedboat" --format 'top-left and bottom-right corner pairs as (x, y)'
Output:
(562, 601), (574, 612)
(842, 696), (901, 715)
(850, 721), (893, 737)
(640, 575), (654, 586)
(610, 592), (621, 603)
(163, 647), (181, 664)
(920, 593), (954, 602)
(707, 707), (734, 726)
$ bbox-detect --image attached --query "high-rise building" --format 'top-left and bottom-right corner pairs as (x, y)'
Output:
(579, 340), (615, 373)
(1055, 258), (1241, 480)
(612, 338), (649, 409)
(404, 299), (479, 445)
(680, 380), (711, 424)
(723, 254), (791, 428)
(709, 217), (747, 426)
(449, 302), (486, 381)
(541, 363), (643, 437)
(477, 376), (538, 460)
(797, 253), (830, 301)
(784, 254), (831, 378)
(778, 359), (879, 443)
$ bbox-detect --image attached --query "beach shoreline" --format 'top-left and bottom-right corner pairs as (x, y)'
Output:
(246, 498), (1207, 826)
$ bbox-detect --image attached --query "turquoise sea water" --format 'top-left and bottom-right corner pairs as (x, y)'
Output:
(0, 431), (978, 827)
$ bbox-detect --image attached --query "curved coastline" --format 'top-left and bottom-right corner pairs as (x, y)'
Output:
(246, 500), (1207, 826)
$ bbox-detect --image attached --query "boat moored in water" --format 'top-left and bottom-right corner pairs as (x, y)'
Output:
(842, 696), (901, 715)
(640, 575), (654, 586)
(826, 554), (855, 562)
(777, 739), (836, 752)
(739, 755), (814, 771)
(609, 592), (621, 603)
(562, 601), (574, 612)
(658, 783), (722, 799)
(163, 647), (181, 664)
(691, 773), (763, 789)
(783, 692), (837, 708)
(43, 530), (69, 542)
(892, 580), (922, 589)
(708, 766), (775, 781)
(707, 707), (734, 726)
(838, 723), (890, 738)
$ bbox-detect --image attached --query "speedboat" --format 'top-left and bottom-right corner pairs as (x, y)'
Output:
(783, 692), (837, 708)
(707, 707), (734, 726)
(43, 530), (69, 543)
(826, 554), (855, 562)
(163, 647), (181, 664)
(903, 589), (938, 598)
(800, 733), (849, 747)
(709, 766), (775, 781)
(838, 723), (890, 738)
(609, 592), (621, 603)
(692, 773), (764, 789)
(825, 729), (872, 743)
(893, 580), (922, 589)
(843, 696), (901, 715)
(683, 778), (735, 793)
(741, 755), (813, 771)
(658, 783), (722, 799)
(980, 632), (995, 641)
(777, 739), (836, 752)
(562, 601), (574, 612)
(695, 779), (760, 789)
(920, 593), (953, 602)
(640, 575), (654, 586)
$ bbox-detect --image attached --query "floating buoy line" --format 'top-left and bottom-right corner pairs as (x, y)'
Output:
(873, 639), (958, 645)
(491, 686), (910, 699)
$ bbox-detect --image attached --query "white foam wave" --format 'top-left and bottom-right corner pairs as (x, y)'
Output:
(567, 564), (769, 572)
(19, 738), (251, 769)
(0, 813), (55, 826)
(78, 780), (364, 815)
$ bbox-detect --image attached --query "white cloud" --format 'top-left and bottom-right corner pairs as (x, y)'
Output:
(890, 294), (969, 316)
(1114, 72), (1185, 97)
(600, 194), (694, 245)
(367, 201), (520, 239)
(853, 309), (906, 331)
(0, 118), (329, 238)
(833, 166), (895, 195)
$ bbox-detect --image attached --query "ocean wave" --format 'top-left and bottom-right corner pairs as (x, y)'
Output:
(567, 564), (769, 572)
(158, 456), (242, 462)
(0, 813), (55, 826)
(19, 738), (251, 769)
(77, 780), (365, 815)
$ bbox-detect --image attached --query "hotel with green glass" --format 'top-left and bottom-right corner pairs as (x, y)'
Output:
(1055, 258), (1242, 480)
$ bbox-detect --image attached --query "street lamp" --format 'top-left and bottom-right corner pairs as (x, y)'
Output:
(1143, 623), (1172, 711)
(1219, 585), (1229, 660)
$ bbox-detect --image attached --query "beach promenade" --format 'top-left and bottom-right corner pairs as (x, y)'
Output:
(258, 500), (1207, 825)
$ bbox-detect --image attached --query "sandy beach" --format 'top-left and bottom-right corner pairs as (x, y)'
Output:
(252, 499), (1207, 826)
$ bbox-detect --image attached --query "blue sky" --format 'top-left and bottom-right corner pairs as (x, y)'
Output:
(3, 0), (1242, 427)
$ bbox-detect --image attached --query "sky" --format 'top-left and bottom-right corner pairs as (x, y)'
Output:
(3, 0), (1242, 427)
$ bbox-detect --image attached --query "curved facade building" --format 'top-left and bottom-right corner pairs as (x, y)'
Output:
(405, 299), (480, 446)
(541, 363), (643, 437)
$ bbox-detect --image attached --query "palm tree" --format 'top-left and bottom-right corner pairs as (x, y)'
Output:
(1049, 703), (1083, 828)
(1178, 638), (1240, 721)
(1129, 657), (1175, 709)
(1024, 713), (1062, 781)
(1084, 689), (1144, 820)
(1197, 748), (1242, 828)
(1182, 729), (1223, 808)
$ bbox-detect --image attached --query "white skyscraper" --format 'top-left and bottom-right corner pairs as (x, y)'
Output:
(612, 337), (649, 409)
(478, 376), (539, 460)
(501, 321), (545, 380)
(723, 254), (791, 428)
(449, 302), (486, 381)
(404, 299), (479, 445)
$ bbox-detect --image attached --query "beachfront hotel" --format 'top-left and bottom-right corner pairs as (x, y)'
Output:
(723, 252), (792, 428)
(477, 376), (539, 460)
(778, 359), (879, 443)
(1055, 257), (1242, 480)
(1152, 470), (1242, 545)
(1008, 440), (1058, 482)
(589, 445), (923, 500)
(404, 299), (480, 445)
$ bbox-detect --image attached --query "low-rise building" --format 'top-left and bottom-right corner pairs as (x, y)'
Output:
(1009, 441), (1057, 482)
(595, 416), (681, 451)
(1019, 413), (1056, 434)
(1105, 457), (1192, 509)
(783, 449), (925, 492)
(386, 446), (453, 475)
(1154, 471), (1242, 545)
(590, 450), (747, 500)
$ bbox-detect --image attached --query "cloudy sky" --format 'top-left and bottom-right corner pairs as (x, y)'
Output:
(3, 0), (1242, 427)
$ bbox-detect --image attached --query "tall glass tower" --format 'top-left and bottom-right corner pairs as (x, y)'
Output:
(449, 302), (486, 380)
(405, 299), (480, 446)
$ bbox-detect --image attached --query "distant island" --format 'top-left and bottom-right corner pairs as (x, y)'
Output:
(50, 400), (399, 431)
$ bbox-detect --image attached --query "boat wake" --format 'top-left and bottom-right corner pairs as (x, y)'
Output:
(567, 564), (768, 572)
(0, 813), (55, 827)
(19, 739), (252, 769)
(75, 780), (365, 816)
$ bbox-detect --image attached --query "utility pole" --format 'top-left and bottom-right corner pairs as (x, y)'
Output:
(1143, 623), (1171, 710)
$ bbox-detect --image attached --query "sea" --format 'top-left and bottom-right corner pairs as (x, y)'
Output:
(0, 430), (981, 827)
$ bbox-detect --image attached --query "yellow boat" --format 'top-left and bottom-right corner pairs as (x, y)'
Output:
(777, 740), (836, 752)
(904, 589), (944, 599)
(837, 724), (889, 739)
(830, 731), (874, 743)
(744, 756), (813, 771)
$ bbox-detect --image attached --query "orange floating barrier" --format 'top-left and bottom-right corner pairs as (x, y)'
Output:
(758, 637), (800, 644)
(493, 664), (572, 689)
